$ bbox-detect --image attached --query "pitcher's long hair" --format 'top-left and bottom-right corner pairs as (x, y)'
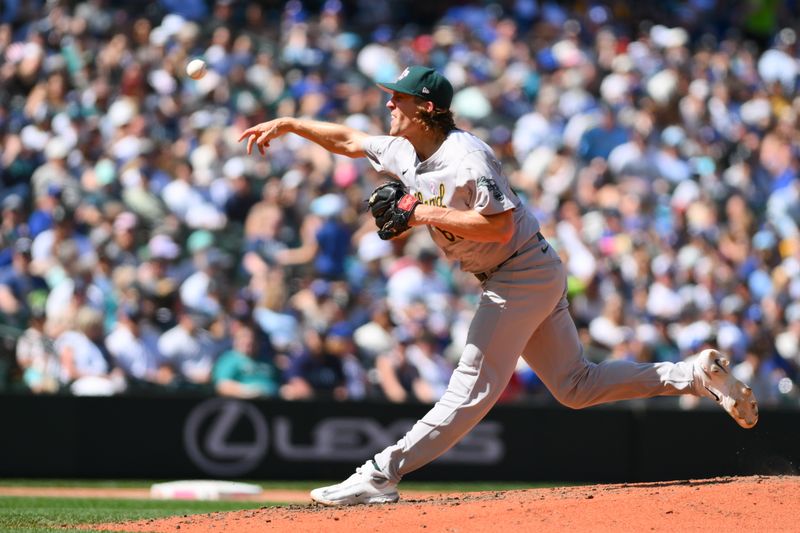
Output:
(413, 97), (456, 137)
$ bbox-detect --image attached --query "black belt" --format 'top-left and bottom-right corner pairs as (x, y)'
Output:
(474, 231), (546, 283)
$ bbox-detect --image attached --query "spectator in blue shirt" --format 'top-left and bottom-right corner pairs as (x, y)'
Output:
(0, 194), (29, 267)
(578, 104), (630, 162)
(0, 238), (47, 327)
(281, 328), (346, 401)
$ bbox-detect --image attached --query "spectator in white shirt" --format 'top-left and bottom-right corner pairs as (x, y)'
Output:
(106, 301), (164, 385)
(56, 306), (121, 392)
(179, 247), (229, 317)
(404, 331), (454, 400)
(157, 308), (218, 386)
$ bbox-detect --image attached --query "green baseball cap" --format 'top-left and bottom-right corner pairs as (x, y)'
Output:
(377, 66), (454, 110)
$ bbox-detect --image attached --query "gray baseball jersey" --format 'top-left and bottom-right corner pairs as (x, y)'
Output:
(361, 128), (708, 485)
(363, 130), (542, 273)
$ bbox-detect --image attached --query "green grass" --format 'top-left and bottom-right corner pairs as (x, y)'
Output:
(0, 479), (575, 532)
(0, 496), (270, 533)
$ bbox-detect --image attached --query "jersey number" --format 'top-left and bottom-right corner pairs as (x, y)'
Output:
(435, 227), (459, 242)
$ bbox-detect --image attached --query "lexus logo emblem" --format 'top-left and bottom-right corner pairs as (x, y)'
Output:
(183, 398), (268, 476)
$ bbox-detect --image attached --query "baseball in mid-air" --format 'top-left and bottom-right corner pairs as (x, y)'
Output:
(186, 58), (207, 80)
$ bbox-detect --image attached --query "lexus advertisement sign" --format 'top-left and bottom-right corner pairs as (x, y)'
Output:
(181, 397), (506, 478)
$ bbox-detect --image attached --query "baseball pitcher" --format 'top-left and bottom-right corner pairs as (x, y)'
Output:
(238, 66), (758, 506)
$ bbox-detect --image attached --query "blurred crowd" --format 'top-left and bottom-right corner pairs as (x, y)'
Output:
(1, 0), (800, 407)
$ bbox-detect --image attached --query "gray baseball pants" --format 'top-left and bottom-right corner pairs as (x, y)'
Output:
(374, 239), (698, 483)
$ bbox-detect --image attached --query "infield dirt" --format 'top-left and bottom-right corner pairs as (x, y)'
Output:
(88, 475), (799, 532)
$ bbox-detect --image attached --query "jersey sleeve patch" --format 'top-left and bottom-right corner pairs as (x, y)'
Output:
(478, 176), (504, 202)
(457, 149), (516, 215)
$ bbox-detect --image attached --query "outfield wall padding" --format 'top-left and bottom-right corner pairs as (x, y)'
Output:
(1, 394), (797, 481)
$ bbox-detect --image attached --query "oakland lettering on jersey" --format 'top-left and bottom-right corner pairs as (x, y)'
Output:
(414, 182), (447, 207)
(412, 183), (464, 241)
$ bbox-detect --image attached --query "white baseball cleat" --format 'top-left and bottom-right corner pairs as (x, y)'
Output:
(310, 460), (399, 506)
(692, 349), (759, 429)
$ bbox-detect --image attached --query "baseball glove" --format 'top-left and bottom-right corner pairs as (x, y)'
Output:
(368, 181), (420, 240)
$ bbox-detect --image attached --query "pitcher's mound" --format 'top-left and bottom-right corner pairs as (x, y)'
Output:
(97, 475), (800, 533)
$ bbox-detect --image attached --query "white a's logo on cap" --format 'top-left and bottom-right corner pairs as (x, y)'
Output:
(421, 87), (430, 94)
(397, 67), (410, 80)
